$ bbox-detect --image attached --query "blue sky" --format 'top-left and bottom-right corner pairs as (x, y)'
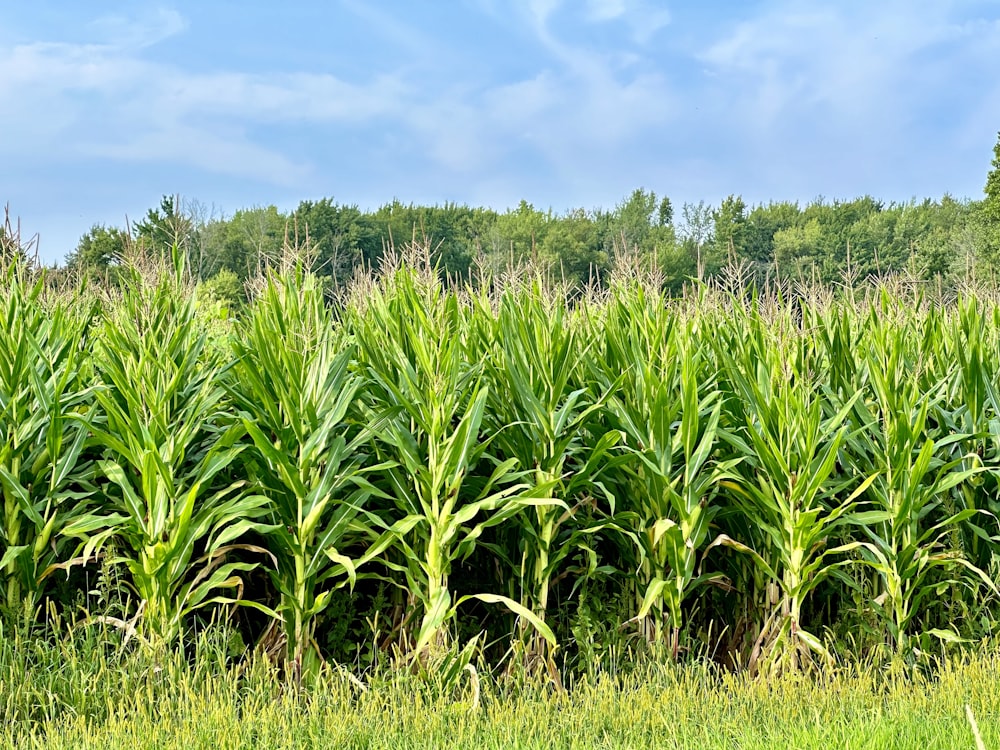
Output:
(2, 1), (999, 264)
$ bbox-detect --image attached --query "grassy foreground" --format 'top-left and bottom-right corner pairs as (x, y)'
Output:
(2, 625), (998, 750)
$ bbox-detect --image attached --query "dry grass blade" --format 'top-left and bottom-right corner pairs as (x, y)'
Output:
(967, 704), (987, 750)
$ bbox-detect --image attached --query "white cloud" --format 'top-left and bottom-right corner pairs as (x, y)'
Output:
(584, 0), (628, 22)
(583, 0), (671, 44)
(337, 0), (437, 59)
(398, 0), (677, 182)
(698, 1), (985, 127)
(150, 71), (406, 123)
(0, 12), (409, 185)
(87, 7), (188, 50)
(87, 126), (313, 187)
(687, 0), (1000, 203)
(0, 41), (139, 92)
(526, 0), (564, 27)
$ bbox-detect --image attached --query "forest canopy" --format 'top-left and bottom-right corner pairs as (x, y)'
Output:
(58, 132), (1000, 297)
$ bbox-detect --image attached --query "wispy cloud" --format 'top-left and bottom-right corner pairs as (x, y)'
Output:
(525, 0), (563, 27)
(699, 1), (991, 128)
(686, 0), (1000, 201)
(87, 126), (314, 187)
(148, 71), (406, 123)
(86, 7), (189, 49)
(337, 0), (437, 60)
(439, 0), (676, 168)
(4, 0), (1000, 264)
(584, 0), (628, 22)
(0, 11), (409, 185)
(584, 0), (671, 44)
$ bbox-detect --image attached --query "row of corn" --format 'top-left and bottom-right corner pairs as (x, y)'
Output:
(2, 251), (999, 676)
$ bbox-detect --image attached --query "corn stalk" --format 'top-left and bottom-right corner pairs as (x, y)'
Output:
(230, 267), (391, 679)
(78, 255), (270, 648)
(602, 296), (737, 657)
(844, 325), (996, 656)
(483, 283), (621, 668)
(351, 268), (555, 660)
(0, 262), (98, 616)
(715, 316), (874, 672)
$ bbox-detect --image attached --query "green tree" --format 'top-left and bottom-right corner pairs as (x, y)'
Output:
(602, 189), (677, 272)
(367, 200), (481, 278)
(658, 242), (698, 294)
(977, 131), (1000, 274)
(66, 225), (127, 278)
(614, 188), (659, 251)
(773, 218), (824, 279)
(493, 201), (550, 265)
(678, 201), (717, 279)
(713, 194), (748, 263)
(197, 268), (245, 312)
(925, 195), (977, 281)
(131, 195), (227, 282)
(658, 196), (674, 228)
(294, 199), (373, 282)
(134, 195), (194, 254)
(743, 201), (802, 267)
(539, 208), (605, 284)
(208, 206), (287, 279)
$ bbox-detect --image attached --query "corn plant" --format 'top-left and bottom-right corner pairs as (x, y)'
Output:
(78, 257), (269, 647)
(843, 329), (996, 656)
(943, 299), (1000, 570)
(350, 269), (554, 659)
(481, 283), (622, 666)
(229, 267), (389, 678)
(715, 320), (873, 671)
(602, 294), (736, 657)
(0, 263), (98, 615)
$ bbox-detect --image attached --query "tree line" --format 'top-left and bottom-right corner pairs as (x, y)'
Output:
(60, 133), (1000, 299)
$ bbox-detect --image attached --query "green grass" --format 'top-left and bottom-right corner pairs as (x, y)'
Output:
(3, 626), (998, 749)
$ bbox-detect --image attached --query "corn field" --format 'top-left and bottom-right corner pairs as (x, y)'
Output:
(3, 246), (1000, 681)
